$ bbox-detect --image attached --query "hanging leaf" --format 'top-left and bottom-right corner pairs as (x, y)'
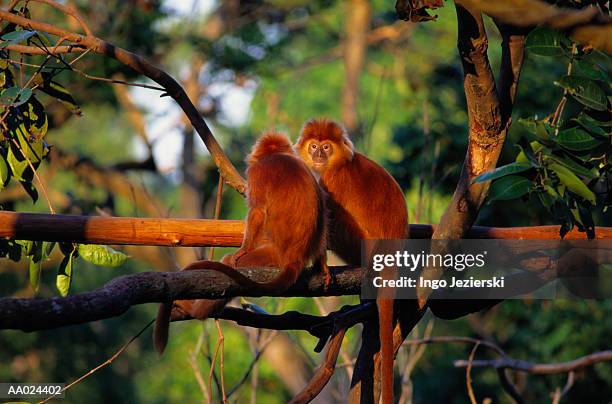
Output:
(7, 147), (29, 181)
(472, 162), (532, 184)
(525, 27), (568, 56)
(0, 239), (22, 261)
(29, 256), (42, 294)
(555, 75), (608, 111)
(20, 96), (49, 138)
(488, 175), (532, 201)
(44, 241), (56, 257)
(19, 180), (38, 203)
(0, 30), (37, 48)
(34, 73), (82, 116)
(0, 154), (9, 189)
(546, 155), (597, 180)
(538, 189), (555, 211)
(577, 202), (595, 239)
(78, 244), (128, 267)
(0, 86), (32, 106)
(573, 114), (610, 137)
(573, 59), (609, 82)
(15, 127), (47, 164)
(557, 127), (603, 151)
(56, 252), (74, 297)
(16, 239), (33, 256)
(515, 138), (542, 167)
(548, 163), (596, 204)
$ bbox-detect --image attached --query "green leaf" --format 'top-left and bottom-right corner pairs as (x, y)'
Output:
(0, 86), (32, 106)
(472, 162), (532, 184)
(573, 114), (610, 137)
(555, 75), (608, 111)
(34, 73), (82, 116)
(7, 144), (30, 182)
(515, 138), (542, 167)
(0, 154), (9, 189)
(29, 256), (41, 294)
(31, 240), (43, 261)
(44, 241), (56, 257)
(19, 179), (38, 203)
(488, 175), (532, 201)
(78, 244), (128, 267)
(546, 155), (597, 180)
(517, 118), (552, 142)
(0, 30), (37, 48)
(577, 202), (595, 239)
(56, 253), (74, 297)
(557, 127), (602, 151)
(21, 96), (49, 138)
(573, 59), (609, 82)
(16, 240), (33, 256)
(548, 163), (596, 204)
(525, 27), (568, 56)
(15, 128), (46, 164)
(0, 239), (23, 262)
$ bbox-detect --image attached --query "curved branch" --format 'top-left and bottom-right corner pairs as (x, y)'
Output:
(0, 8), (246, 193)
(289, 328), (347, 404)
(454, 350), (612, 374)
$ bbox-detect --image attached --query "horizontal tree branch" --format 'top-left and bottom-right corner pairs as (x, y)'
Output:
(454, 350), (612, 374)
(1, 211), (610, 247)
(0, 265), (362, 332)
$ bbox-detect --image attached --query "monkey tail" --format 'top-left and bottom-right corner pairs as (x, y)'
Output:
(182, 260), (300, 294)
(153, 302), (172, 354)
(378, 296), (395, 404)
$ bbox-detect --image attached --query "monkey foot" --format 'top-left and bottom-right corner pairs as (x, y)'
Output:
(322, 271), (332, 291)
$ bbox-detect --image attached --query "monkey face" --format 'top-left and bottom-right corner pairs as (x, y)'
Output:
(307, 140), (334, 170)
(296, 118), (355, 171)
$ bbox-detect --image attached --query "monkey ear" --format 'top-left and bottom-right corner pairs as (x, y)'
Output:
(342, 135), (355, 161)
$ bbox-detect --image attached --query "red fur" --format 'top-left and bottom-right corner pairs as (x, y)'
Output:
(297, 119), (408, 404)
(154, 131), (329, 354)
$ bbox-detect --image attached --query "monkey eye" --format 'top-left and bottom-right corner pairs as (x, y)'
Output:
(310, 144), (318, 150)
(323, 144), (330, 151)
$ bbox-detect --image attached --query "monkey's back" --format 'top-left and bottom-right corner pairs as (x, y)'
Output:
(321, 152), (407, 264)
(246, 152), (326, 266)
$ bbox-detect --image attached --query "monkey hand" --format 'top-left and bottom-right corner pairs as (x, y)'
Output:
(230, 249), (249, 266)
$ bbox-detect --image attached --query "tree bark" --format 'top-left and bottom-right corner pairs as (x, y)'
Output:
(342, 0), (370, 136)
(2, 211), (608, 247)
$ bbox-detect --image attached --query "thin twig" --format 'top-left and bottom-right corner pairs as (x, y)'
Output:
(38, 319), (154, 404)
(398, 320), (434, 404)
(403, 336), (506, 357)
(215, 320), (227, 403)
(227, 330), (278, 398)
(188, 329), (212, 403)
(72, 67), (166, 91)
(466, 342), (480, 404)
(208, 174), (224, 260)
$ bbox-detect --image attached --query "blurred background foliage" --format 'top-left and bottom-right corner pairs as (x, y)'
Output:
(0, 0), (610, 403)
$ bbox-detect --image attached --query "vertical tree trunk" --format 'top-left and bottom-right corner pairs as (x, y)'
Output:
(342, 0), (370, 137)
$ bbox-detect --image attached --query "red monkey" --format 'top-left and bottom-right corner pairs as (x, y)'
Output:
(296, 119), (408, 404)
(154, 132), (328, 353)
